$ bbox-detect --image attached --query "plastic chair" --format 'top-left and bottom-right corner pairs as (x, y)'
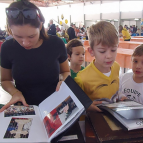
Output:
(83, 40), (89, 48)
(131, 33), (137, 36)
(85, 49), (94, 62)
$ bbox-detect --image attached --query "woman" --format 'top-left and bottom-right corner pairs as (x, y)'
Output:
(0, 0), (70, 112)
(119, 25), (131, 41)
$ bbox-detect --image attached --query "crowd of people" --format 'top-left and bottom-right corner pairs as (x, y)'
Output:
(0, 0), (143, 117)
(119, 24), (143, 38)
(45, 20), (88, 44)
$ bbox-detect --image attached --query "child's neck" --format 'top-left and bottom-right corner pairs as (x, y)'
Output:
(94, 61), (111, 73)
(133, 74), (143, 83)
(70, 63), (81, 73)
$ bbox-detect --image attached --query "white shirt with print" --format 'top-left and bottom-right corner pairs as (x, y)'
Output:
(118, 72), (143, 104)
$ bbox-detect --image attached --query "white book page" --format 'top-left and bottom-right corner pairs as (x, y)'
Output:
(105, 108), (143, 131)
(0, 106), (47, 142)
(104, 101), (142, 108)
(38, 82), (84, 142)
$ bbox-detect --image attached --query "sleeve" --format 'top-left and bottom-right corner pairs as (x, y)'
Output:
(118, 74), (126, 100)
(74, 75), (85, 91)
(0, 41), (12, 69)
(122, 30), (126, 37)
(58, 37), (68, 63)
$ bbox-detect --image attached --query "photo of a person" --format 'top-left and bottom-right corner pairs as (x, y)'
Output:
(4, 118), (32, 138)
(43, 96), (78, 137)
(59, 101), (73, 120)
(4, 106), (35, 117)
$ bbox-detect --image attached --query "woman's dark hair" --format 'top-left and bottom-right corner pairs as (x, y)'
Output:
(119, 25), (123, 33)
(6, 0), (48, 40)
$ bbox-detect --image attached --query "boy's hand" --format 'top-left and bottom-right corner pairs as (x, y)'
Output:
(87, 101), (103, 112)
(120, 96), (127, 101)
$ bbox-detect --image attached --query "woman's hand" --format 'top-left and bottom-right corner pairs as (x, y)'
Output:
(0, 91), (28, 112)
(56, 81), (63, 91)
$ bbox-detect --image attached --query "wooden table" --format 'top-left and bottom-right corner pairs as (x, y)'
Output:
(119, 41), (142, 49)
(116, 48), (133, 69)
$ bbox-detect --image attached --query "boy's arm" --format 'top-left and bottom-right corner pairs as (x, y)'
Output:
(122, 30), (126, 38)
(118, 74), (127, 101)
(74, 76), (84, 91)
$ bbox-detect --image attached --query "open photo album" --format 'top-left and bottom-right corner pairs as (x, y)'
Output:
(0, 76), (92, 142)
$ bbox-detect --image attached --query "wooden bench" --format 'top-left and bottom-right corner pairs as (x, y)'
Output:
(133, 36), (143, 38)
(120, 37), (143, 42)
(130, 38), (143, 42)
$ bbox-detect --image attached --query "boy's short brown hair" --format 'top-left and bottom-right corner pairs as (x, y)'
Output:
(88, 21), (119, 49)
(66, 39), (83, 57)
(132, 44), (143, 57)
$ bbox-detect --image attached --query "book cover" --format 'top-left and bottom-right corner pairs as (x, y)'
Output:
(87, 111), (143, 143)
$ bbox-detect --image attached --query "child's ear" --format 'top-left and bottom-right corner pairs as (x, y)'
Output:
(88, 47), (95, 57)
(68, 54), (71, 61)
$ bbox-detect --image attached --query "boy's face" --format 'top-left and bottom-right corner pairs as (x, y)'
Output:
(132, 55), (143, 79)
(88, 43), (118, 73)
(68, 46), (85, 65)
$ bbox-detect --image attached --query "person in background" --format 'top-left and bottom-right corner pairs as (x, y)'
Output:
(119, 25), (131, 41)
(67, 23), (76, 40)
(67, 39), (85, 79)
(48, 19), (56, 36)
(56, 25), (60, 32)
(0, 28), (6, 40)
(118, 45), (143, 104)
(86, 27), (89, 40)
(61, 30), (69, 43)
(136, 28), (141, 36)
(75, 21), (120, 112)
(132, 25), (137, 33)
(61, 25), (65, 33)
(124, 25), (128, 30)
(0, 0), (70, 112)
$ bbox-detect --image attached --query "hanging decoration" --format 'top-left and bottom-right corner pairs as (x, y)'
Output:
(65, 19), (68, 24)
(61, 14), (64, 20)
(59, 21), (63, 25)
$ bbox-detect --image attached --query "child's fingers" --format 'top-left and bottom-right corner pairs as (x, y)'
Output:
(120, 96), (127, 101)
(87, 103), (103, 112)
(93, 106), (102, 112)
(93, 101), (102, 105)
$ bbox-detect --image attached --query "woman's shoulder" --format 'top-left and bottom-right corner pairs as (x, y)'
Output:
(44, 36), (65, 47)
(1, 39), (16, 50)
(48, 35), (63, 42)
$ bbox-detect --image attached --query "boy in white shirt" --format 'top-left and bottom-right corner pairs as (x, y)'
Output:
(118, 44), (143, 104)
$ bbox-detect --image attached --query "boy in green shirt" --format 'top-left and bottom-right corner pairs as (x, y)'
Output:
(67, 39), (85, 79)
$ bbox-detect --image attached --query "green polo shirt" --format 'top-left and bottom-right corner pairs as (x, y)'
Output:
(70, 66), (84, 79)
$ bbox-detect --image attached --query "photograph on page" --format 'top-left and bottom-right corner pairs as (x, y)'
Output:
(43, 96), (79, 138)
(4, 106), (36, 117)
(4, 118), (33, 139)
